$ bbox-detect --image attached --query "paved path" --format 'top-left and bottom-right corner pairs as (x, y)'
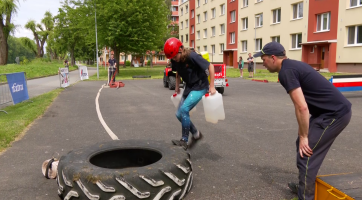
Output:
(0, 78), (361, 200)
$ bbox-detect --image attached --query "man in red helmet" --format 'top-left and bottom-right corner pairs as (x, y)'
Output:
(164, 37), (216, 150)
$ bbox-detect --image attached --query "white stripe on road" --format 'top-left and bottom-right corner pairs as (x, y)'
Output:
(95, 85), (119, 140)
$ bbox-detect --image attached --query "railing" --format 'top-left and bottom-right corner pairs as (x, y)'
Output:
(0, 74), (13, 114)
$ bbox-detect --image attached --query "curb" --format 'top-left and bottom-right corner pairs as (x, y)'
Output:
(251, 79), (269, 83)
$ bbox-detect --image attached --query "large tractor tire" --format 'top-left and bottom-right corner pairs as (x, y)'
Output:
(57, 140), (193, 200)
(163, 74), (168, 88)
(216, 87), (224, 95)
(168, 76), (176, 90)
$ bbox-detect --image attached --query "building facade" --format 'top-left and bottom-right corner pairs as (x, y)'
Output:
(178, 0), (362, 72)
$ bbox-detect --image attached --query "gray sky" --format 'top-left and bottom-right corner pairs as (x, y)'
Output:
(13, 0), (62, 40)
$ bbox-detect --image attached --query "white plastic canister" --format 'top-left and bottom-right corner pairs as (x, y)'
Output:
(170, 88), (196, 114)
(202, 91), (225, 123)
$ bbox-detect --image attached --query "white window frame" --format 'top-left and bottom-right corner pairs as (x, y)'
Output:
(197, 31), (200, 39)
(181, 8), (183, 16)
(197, 14), (200, 24)
(255, 14), (263, 28)
(221, 4), (225, 15)
(271, 36), (280, 43)
(186, 20), (189, 28)
(186, 5), (188, 13)
(316, 12), (330, 32)
(204, 11), (208, 21)
(347, 25), (362, 45)
(197, 46), (200, 52)
(291, 33), (302, 49)
(272, 8), (281, 24)
(350, 0), (362, 8)
(212, 8), (216, 19)
(242, 17), (248, 30)
(211, 26), (215, 37)
(181, 21), (183, 29)
(186, 34), (188, 42)
(242, 40), (247, 52)
(192, 10), (194, 18)
(256, 0), (263, 3)
(310, 46), (314, 53)
(191, 40), (195, 48)
(220, 24), (225, 35)
(204, 28), (207, 38)
(192, 25), (194, 34)
(230, 32), (235, 44)
(243, 0), (248, 7)
(158, 55), (165, 61)
(204, 46), (207, 51)
(171, 16), (177, 22)
(211, 45), (215, 55)
(181, 35), (184, 43)
(204, 0), (208, 4)
(220, 43), (224, 54)
(197, 0), (200, 7)
(255, 38), (262, 51)
(292, 2), (303, 20)
(230, 11), (236, 23)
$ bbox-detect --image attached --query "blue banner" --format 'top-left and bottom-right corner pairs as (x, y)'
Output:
(6, 72), (29, 104)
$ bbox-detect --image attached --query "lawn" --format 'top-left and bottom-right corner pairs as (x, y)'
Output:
(0, 59), (78, 80)
(88, 65), (166, 80)
(0, 88), (63, 152)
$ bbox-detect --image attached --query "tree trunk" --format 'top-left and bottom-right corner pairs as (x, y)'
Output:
(0, 30), (8, 65)
(113, 47), (120, 74)
(70, 48), (75, 66)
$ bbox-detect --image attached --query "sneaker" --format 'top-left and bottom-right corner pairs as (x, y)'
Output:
(240, 76), (243, 78)
(172, 139), (188, 150)
(288, 182), (299, 194)
(188, 132), (203, 149)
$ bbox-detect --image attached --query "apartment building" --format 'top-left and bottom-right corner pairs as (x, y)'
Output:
(178, 0), (361, 72)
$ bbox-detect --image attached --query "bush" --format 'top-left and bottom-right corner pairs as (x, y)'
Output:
(125, 60), (131, 66)
(147, 60), (151, 66)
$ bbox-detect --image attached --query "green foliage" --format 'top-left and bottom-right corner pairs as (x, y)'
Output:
(147, 60), (151, 66)
(126, 60), (131, 66)
(7, 36), (36, 64)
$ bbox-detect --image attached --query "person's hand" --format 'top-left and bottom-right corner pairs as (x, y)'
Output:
(209, 87), (216, 95)
(299, 136), (313, 158)
(175, 87), (180, 94)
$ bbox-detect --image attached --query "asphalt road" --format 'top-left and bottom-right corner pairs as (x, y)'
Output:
(0, 77), (361, 200)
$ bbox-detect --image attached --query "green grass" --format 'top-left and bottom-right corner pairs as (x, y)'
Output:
(0, 88), (63, 152)
(0, 59), (78, 80)
(227, 68), (349, 82)
(88, 65), (166, 81)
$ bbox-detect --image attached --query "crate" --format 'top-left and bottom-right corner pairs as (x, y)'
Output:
(315, 173), (362, 200)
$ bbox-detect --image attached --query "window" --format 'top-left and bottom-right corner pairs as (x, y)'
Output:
(121, 55), (125, 61)
(347, 25), (362, 45)
(317, 12), (330, 32)
(310, 46), (314, 53)
(197, 31), (200, 39)
(211, 26), (215, 36)
(204, 46), (207, 51)
(171, 16), (177, 22)
(256, 0), (263, 2)
(293, 2), (303, 19)
(204, 0), (208, 4)
(273, 9), (281, 24)
(186, 5), (188, 13)
(242, 41), (247, 52)
(211, 45), (215, 55)
(186, 20), (189, 28)
(181, 21), (183, 29)
(197, 0), (200, 7)
(231, 11), (236, 23)
(204, 12), (208, 21)
(186, 34), (188, 42)
(158, 55), (165, 61)
(220, 43), (224, 53)
(220, 24), (225, 34)
(197, 46), (200, 52)
(231, 0), (235, 2)
(181, 8), (183, 16)
(181, 35), (184, 43)
(197, 15), (200, 23)
(212, 8), (216, 19)
(191, 40), (194, 48)
(242, 17), (248, 30)
(255, 14), (263, 27)
(350, 0), (362, 7)
(243, 0), (248, 7)
(172, 7), (177, 11)
(271, 36), (280, 43)
(221, 4), (225, 15)
(230, 32), (235, 44)
(291, 33), (302, 49)
(192, 10), (194, 18)
(192, 25), (194, 34)
(204, 29), (207, 38)
(255, 38), (262, 51)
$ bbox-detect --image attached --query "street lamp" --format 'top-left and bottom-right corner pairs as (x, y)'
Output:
(95, 0), (99, 79)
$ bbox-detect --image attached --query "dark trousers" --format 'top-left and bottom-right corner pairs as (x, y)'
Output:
(296, 110), (352, 200)
(108, 68), (116, 83)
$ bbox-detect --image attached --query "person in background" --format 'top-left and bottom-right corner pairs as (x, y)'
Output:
(238, 56), (244, 78)
(247, 53), (254, 78)
(108, 54), (117, 84)
(64, 59), (69, 69)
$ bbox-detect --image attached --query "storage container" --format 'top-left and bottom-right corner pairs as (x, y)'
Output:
(170, 88), (196, 114)
(202, 91), (225, 124)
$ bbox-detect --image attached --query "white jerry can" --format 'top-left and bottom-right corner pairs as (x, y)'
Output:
(171, 88), (196, 114)
(202, 91), (225, 123)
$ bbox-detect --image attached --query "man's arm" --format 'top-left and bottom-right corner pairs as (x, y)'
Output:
(289, 87), (313, 158)
(208, 64), (216, 94)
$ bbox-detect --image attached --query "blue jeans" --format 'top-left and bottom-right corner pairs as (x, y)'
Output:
(176, 89), (208, 142)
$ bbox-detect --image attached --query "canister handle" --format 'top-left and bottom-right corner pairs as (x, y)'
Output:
(327, 187), (347, 199)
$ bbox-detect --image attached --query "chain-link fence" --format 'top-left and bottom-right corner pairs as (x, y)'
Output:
(0, 74), (13, 113)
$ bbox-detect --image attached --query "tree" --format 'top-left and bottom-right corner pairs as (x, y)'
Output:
(7, 36), (36, 64)
(25, 11), (54, 58)
(0, 0), (19, 65)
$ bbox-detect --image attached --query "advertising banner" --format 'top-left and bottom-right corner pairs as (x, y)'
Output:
(79, 66), (89, 80)
(59, 68), (70, 88)
(6, 72), (29, 104)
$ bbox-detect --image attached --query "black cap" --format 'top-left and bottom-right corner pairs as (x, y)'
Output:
(253, 42), (285, 57)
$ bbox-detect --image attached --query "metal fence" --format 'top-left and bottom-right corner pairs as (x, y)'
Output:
(0, 74), (13, 113)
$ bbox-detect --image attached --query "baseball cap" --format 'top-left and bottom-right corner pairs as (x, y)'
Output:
(253, 42), (286, 57)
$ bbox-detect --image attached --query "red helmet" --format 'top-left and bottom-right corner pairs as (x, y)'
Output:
(164, 37), (183, 59)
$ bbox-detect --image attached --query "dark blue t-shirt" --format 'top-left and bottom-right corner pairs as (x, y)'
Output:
(279, 59), (351, 118)
(171, 51), (209, 97)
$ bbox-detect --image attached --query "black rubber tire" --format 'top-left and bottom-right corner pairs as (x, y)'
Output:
(168, 76), (176, 90)
(57, 140), (193, 200)
(163, 74), (168, 88)
(216, 87), (224, 94)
